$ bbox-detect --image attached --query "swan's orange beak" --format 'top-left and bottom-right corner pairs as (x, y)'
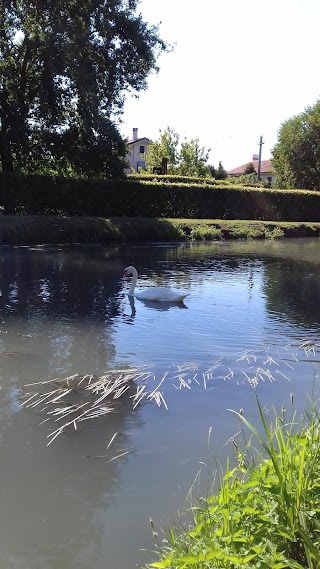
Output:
(123, 270), (128, 277)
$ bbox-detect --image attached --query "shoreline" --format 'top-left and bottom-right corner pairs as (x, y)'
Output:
(0, 215), (320, 245)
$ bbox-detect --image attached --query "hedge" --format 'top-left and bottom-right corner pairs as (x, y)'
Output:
(1, 172), (320, 221)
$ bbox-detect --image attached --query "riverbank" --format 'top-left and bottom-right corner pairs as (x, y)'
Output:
(148, 397), (320, 569)
(1, 216), (320, 245)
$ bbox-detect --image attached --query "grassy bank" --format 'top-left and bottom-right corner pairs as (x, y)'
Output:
(148, 396), (320, 569)
(0, 216), (320, 245)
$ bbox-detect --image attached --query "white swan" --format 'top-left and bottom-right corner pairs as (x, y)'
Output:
(123, 266), (189, 302)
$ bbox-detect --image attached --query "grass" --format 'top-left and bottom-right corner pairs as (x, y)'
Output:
(147, 393), (320, 569)
(0, 215), (320, 245)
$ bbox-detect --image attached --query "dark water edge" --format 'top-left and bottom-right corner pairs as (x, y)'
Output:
(1, 215), (320, 245)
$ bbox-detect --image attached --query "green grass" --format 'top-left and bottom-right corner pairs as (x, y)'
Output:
(147, 395), (320, 569)
(0, 216), (319, 245)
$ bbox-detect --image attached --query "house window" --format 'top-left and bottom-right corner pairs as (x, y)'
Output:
(140, 145), (145, 154)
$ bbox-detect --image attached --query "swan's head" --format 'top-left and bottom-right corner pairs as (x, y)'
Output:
(123, 265), (137, 277)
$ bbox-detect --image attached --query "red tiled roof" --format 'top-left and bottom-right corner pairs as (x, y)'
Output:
(228, 159), (273, 175)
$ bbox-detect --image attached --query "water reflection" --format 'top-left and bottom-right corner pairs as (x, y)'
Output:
(0, 241), (320, 568)
(130, 295), (188, 312)
(122, 295), (188, 327)
(139, 298), (188, 311)
(0, 399), (143, 569)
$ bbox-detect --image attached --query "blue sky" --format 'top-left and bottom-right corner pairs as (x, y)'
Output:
(120, 0), (320, 170)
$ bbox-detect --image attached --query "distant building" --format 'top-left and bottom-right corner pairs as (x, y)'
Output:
(228, 155), (274, 185)
(126, 128), (152, 172)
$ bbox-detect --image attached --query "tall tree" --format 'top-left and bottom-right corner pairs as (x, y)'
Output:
(145, 127), (179, 173)
(0, 0), (167, 176)
(215, 160), (227, 180)
(244, 162), (256, 175)
(272, 100), (320, 189)
(178, 137), (210, 177)
(146, 127), (211, 177)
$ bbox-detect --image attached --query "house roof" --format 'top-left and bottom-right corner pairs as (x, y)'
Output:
(126, 137), (152, 145)
(228, 159), (273, 176)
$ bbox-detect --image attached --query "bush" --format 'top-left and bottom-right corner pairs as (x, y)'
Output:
(190, 226), (222, 241)
(2, 172), (320, 222)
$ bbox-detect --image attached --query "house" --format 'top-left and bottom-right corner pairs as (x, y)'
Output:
(228, 155), (274, 185)
(126, 128), (152, 172)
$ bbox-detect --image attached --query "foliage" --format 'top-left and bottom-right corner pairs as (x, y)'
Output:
(189, 226), (222, 241)
(145, 128), (211, 177)
(0, 216), (319, 245)
(128, 174), (222, 185)
(0, 0), (167, 176)
(145, 127), (180, 173)
(148, 396), (320, 568)
(244, 162), (257, 175)
(207, 161), (228, 180)
(4, 172), (320, 221)
(177, 137), (210, 177)
(228, 173), (269, 188)
(215, 160), (228, 180)
(272, 99), (320, 189)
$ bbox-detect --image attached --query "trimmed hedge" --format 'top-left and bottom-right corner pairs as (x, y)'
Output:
(128, 173), (220, 185)
(1, 172), (320, 221)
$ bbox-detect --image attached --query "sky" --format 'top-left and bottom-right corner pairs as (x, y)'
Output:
(119, 0), (320, 171)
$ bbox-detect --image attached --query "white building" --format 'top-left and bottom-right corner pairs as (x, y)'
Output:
(126, 128), (152, 172)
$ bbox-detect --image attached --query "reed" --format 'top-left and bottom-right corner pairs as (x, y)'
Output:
(20, 340), (315, 448)
(147, 393), (320, 568)
(20, 367), (169, 446)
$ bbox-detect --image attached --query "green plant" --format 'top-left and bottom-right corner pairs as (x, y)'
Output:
(266, 227), (285, 240)
(148, 395), (320, 568)
(190, 226), (222, 241)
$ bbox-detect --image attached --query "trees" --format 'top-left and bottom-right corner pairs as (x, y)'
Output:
(145, 127), (179, 172)
(146, 127), (211, 177)
(272, 100), (320, 189)
(0, 0), (167, 176)
(244, 162), (256, 175)
(215, 160), (227, 180)
(178, 137), (210, 177)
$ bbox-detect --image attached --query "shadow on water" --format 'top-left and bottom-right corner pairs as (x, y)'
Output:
(0, 377), (145, 569)
(0, 240), (320, 568)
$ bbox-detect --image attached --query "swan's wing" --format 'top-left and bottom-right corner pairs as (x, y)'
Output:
(135, 287), (189, 302)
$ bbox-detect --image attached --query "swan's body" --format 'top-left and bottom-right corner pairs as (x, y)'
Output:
(123, 266), (189, 302)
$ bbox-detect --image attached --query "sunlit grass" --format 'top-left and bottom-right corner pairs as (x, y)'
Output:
(0, 215), (319, 244)
(147, 393), (320, 569)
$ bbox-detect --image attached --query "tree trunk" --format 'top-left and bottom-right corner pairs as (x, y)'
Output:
(0, 141), (14, 172)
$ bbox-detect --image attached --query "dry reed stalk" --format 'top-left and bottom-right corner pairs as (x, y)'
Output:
(20, 393), (39, 406)
(21, 366), (172, 446)
(105, 451), (130, 464)
(275, 369), (291, 381)
(107, 432), (118, 449)
(178, 377), (191, 390)
(20, 348), (310, 448)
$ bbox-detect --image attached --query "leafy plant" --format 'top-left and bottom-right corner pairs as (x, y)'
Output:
(147, 395), (320, 568)
(272, 99), (320, 189)
(190, 226), (222, 241)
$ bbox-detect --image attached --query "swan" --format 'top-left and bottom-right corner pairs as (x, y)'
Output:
(123, 266), (189, 302)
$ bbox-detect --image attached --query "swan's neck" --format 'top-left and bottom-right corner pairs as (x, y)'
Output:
(128, 268), (138, 296)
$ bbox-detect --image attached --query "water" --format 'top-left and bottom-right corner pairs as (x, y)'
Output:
(0, 239), (320, 569)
